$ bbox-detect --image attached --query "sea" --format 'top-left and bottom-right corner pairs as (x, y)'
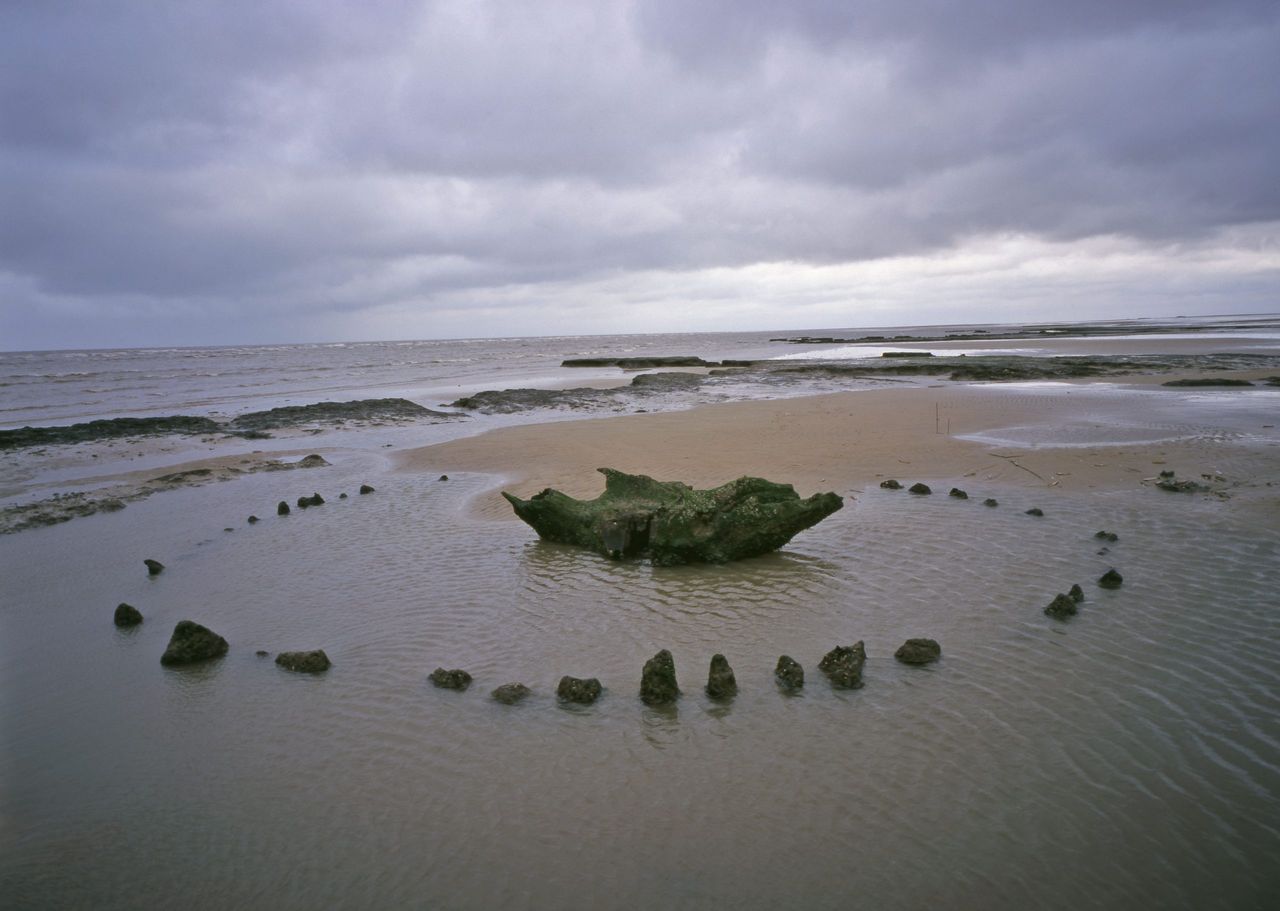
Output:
(2, 315), (1279, 909)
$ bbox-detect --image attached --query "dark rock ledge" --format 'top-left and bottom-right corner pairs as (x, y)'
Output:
(0, 398), (460, 451)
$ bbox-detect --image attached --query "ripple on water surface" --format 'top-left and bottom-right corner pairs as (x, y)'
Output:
(1, 471), (1278, 910)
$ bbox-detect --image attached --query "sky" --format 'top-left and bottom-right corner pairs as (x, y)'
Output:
(2, 0), (1278, 350)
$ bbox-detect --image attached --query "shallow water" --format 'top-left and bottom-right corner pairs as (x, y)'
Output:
(6, 315), (1277, 431)
(6, 317), (1280, 517)
(0, 332), (793, 429)
(952, 381), (1280, 449)
(3, 459), (1278, 909)
(780, 329), (1280, 360)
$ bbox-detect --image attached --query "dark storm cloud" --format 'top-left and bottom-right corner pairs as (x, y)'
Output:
(1, 0), (1277, 347)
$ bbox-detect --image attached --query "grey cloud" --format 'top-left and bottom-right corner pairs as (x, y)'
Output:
(737, 15), (1280, 230)
(1, 1), (1277, 347)
(636, 0), (1276, 68)
(0, 0), (420, 164)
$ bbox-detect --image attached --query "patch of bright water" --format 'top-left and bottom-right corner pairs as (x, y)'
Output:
(2, 465), (1278, 909)
(770, 329), (1280, 361)
(955, 384), (1280, 449)
(773, 344), (1053, 359)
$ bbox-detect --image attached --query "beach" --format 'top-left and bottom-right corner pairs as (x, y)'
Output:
(405, 379), (1280, 520)
(9, 0), (1280, 904)
(2, 321), (1279, 910)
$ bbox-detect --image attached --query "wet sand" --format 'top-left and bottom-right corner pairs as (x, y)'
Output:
(401, 378), (1280, 519)
(9, 366), (1274, 533)
(0, 451), (333, 534)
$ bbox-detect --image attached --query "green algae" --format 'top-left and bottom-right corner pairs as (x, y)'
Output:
(503, 468), (843, 566)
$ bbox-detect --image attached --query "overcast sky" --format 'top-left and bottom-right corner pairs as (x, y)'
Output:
(2, 0), (1278, 350)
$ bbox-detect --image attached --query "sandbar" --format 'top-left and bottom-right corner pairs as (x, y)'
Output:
(400, 380), (1280, 521)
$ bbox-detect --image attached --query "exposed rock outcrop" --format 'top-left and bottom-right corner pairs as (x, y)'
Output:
(1155, 476), (1206, 493)
(983, 498), (999, 507)
(908, 483), (931, 495)
(276, 650), (331, 673)
(492, 683), (531, 704)
(1044, 593), (1078, 619)
(359, 484), (375, 495)
(1025, 508), (1044, 517)
(0, 401), (452, 451)
(277, 501), (290, 516)
(231, 398), (457, 432)
(879, 479), (902, 490)
(894, 638), (941, 665)
(114, 603), (143, 627)
(640, 649), (680, 705)
(503, 468), (843, 565)
(557, 676), (602, 704)
(1069, 583), (1085, 603)
(1094, 530), (1118, 542)
(160, 620), (228, 666)
(0, 492), (126, 535)
(949, 488), (968, 499)
(429, 668), (472, 690)
(1098, 569), (1124, 589)
(1, 452), (331, 536)
(0, 415), (223, 450)
(144, 558), (165, 576)
(629, 372), (706, 391)
(775, 655), (804, 690)
(451, 387), (613, 413)
(819, 642), (867, 689)
(705, 654), (738, 700)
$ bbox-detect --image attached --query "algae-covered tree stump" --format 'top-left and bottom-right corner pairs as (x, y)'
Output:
(503, 468), (843, 566)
